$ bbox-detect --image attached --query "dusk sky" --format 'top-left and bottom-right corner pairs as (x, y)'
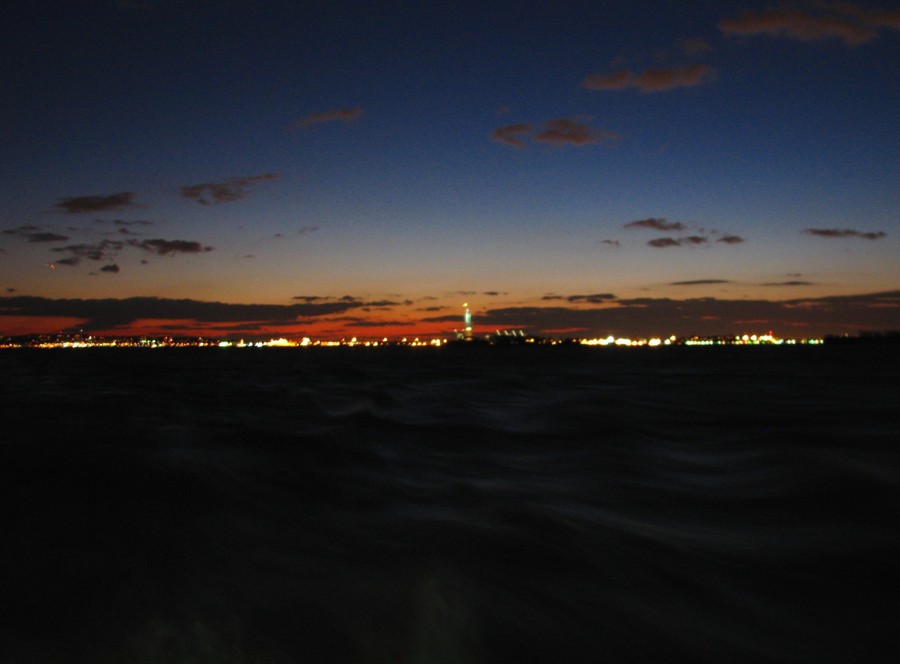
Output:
(2, 0), (898, 339)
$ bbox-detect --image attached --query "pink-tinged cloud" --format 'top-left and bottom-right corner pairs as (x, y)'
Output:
(55, 192), (137, 214)
(624, 218), (685, 231)
(718, 4), (900, 45)
(583, 64), (715, 93)
(181, 173), (278, 205)
(805, 228), (886, 239)
(296, 108), (363, 128)
(492, 123), (532, 148)
(532, 118), (619, 146)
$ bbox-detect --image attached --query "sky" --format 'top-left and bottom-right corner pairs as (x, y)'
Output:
(1, 0), (898, 340)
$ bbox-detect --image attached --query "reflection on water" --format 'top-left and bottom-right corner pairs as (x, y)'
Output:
(1, 346), (898, 662)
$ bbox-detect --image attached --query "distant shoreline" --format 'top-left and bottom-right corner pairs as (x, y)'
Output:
(2, 331), (898, 350)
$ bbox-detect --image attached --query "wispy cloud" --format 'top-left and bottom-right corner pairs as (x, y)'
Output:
(670, 279), (730, 285)
(583, 64), (715, 93)
(720, 4), (900, 45)
(53, 240), (125, 262)
(492, 123), (532, 148)
(27, 232), (69, 243)
(181, 173), (278, 205)
(2, 226), (69, 243)
(647, 237), (682, 248)
(805, 228), (886, 239)
(55, 192), (137, 214)
(763, 280), (815, 286)
(96, 219), (154, 227)
(129, 239), (213, 255)
(625, 220), (744, 248)
(533, 118), (619, 146)
(55, 257), (81, 266)
(100, 264), (120, 274)
(492, 119), (619, 148)
(717, 234), (746, 244)
(295, 108), (363, 128)
(49, 237), (211, 269)
(625, 217), (686, 231)
(600, 239), (621, 247)
(681, 235), (709, 245)
(647, 236), (711, 248)
(566, 293), (617, 303)
(2, 224), (39, 234)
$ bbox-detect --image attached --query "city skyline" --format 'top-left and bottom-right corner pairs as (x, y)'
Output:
(2, 1), (898, 339)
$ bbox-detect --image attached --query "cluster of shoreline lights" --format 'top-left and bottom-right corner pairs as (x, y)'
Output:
(1, 305), (825, 348)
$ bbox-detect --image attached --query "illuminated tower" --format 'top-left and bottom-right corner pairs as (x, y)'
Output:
(463, 303), (473, 341)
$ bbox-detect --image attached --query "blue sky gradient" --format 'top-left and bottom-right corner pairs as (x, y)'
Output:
(2, 1), (898, 338)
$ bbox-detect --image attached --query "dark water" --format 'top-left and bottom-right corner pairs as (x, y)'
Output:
(2, 346), (898, 663)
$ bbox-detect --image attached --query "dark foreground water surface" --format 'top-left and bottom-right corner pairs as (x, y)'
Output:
(2, 345), (898, 663)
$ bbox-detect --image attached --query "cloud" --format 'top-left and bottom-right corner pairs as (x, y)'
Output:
(647, 237), (682, 248)
(566, 293), (617, 303)
(28, 232), (70, 243)
(55, 192), (137, 214)
(719, 4), (900, 45)
(763, 280), (815, 286)
(492, 119), (619, 148)
(681, 235), (708, 245)
(624, 218), (685, 231)
(345, 319), (413, 328)
(600, 239), (620, 247)
(2, 226), (69, 243)
(670, 279), (730, 285)
(583, 64), (715, 93)
(2, 225), (39, 235)
(0, 295), (379, 332)
(471, 291), (900, 338)
(647, 235), (710, 248)
(100, 264), (120, 274)
(533, 118), (619, 146)
(97, 219), (154, 227)
(292, 295), (370, 305)
(181, 173), (278, 205)
(53, 240), (125, 261)
(492, 123), (532, 148)
(297, 226), (318, 235)
(805, 228), (886, 239)
(717, 235), (746, 244)
(295, 108), (363, 128)
(128, 239), (212, 255)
